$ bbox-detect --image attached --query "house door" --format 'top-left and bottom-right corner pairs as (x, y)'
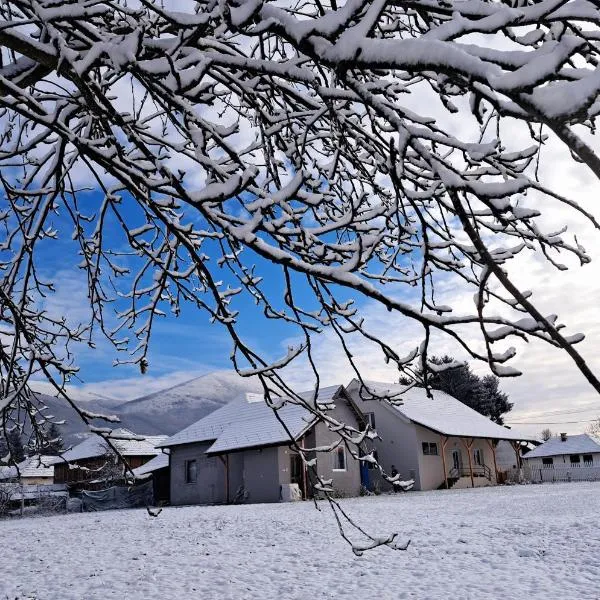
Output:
(452, 449), (462, 471)
(290, 454), (304, 498)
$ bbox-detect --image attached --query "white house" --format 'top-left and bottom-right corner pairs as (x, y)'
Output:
(346, 379), (536, 491)
(523, 433), (600, 482)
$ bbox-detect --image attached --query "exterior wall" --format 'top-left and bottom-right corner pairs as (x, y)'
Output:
(346, 383), (420, 491)
(21, 476), (54, 486)
(312, 398), (362, 497)
(524, 451), (600, 470)
(415, 426), (498, 490)
(495, 440), (520, 471)
(169, 442), (226, 506)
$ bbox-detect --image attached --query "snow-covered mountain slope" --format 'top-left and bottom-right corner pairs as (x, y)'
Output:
(27, 371), (262, 443)
(116, 371), (262, 435)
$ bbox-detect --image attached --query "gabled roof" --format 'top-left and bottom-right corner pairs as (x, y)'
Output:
(351, 380), (536, 442)
(160, 385), (343, 452)
(0, 455), (55, 480)
(52, 429), (167, 463)
(524, 434), (600, 458)
(132, 452), (169, 477)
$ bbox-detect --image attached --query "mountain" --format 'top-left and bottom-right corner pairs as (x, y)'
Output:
(29, 371), (262, 444)
(115, 370), (262, 435)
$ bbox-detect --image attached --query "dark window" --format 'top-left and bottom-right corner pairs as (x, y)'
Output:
(583, 454), (593, 466)
(333, 447), (346, 471)
(422, 442), (438, 456)
(570, 454), (581, 466)
(185, 459), (197, 483)
(365, 412), (376, 430)
(542, 457), (554, 468)
(473, 449), (483, 466)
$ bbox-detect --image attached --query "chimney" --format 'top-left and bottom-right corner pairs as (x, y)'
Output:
(560, 432), (567, 442)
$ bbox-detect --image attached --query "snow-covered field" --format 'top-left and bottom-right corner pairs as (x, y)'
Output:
(2, 483), (600, 600)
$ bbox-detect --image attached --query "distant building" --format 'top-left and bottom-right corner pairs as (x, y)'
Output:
(346, 379), (537, 491)
(52, 429), (166, 490)
(0, 455), (55, 485)
(523, 433), (600, 482)
(160, 385), (363, 506)
(131, 453), (170, 505)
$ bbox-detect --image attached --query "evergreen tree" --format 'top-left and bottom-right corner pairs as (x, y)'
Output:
(43, 423), (64, 456)
(404, 356), (513, 425)
(6, 430), (25, 463)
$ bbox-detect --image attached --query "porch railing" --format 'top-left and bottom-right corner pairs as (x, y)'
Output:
(448, 464), (492, 481)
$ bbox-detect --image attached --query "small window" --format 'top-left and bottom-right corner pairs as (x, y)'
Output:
(570, 454), (581, 466)
(365, 412), (376, 430)
(473, 448), (483, 466)
(368, 449), (379, 470)
(542, 457), (554, 468)
(583, 454), (593, 466)
(422, 442), (438, 456)
(185, 459), (197, 483)
(333, 447), (346, 471)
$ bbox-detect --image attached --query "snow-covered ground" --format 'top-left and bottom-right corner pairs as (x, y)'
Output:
(2, 483), (600, 599)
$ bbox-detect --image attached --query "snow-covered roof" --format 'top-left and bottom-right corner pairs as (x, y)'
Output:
(524, 434), (600, 459)
(161, 385), (343, 452)
(355, 380), (536, 441)
(53, 429), (167, 463)
(0, 456), (55, 480)
(132, 452), (169, 477)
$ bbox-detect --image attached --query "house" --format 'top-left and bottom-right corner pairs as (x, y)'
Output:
(53, 429), (166, 490)
(522, 433), (600, 482)
(131, 452), (170, 505)
(160, 385), (363, 506)
(0, 455), (55, 485)
(346, 379), (537, 491)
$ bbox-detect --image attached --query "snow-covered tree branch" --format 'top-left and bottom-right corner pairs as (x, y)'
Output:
(2, 0), (600, 548)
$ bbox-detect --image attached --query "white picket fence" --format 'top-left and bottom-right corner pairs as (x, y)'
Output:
(523, 465), (600, 483)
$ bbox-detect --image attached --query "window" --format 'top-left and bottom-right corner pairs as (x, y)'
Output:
(333, 447), (346, 471)
(422, 442), (438, 456)
(542, 457), (554, 468)
(185, 459), (197, 484)
(365, 412), (376, 430)
(583, 454), (593, 466)
(368, 450), (379, 470)
(570, 454), (581, 467)
(473, 448), (483, 466)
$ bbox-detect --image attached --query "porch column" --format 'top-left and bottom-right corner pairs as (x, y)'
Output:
(511, 441), (522, 482)
(440, 435), (449, 489)
(461, 438), (475, 488)
(486, 439), (499, 484)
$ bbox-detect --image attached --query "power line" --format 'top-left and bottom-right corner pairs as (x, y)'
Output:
(514, 406), (600, 418)
(506, 418), (599, 425)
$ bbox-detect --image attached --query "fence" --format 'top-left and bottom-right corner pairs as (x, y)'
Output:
(522, 465), (600, 483)
(0, 483), (69, 517)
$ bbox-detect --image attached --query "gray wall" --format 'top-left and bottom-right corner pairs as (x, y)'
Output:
(346, 380), (421, 490)
(170, 442), (226, 506)
(312, 397), (362, 497)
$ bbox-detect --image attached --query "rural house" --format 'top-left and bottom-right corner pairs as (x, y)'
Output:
(523, 433), (600, 482)
(160, 385), (363, 505)
(0, 455), (55, 485)
(346, 379), (536, 491)
(131, 452), (170, 505)
(53, 429), (166, 490)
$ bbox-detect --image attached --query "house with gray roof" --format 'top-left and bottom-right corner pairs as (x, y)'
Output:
(523, 433), (600, 482)
(52, 429), (167, 490)
(160, 385), (363, 505)
(346, 379), (537, 491)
